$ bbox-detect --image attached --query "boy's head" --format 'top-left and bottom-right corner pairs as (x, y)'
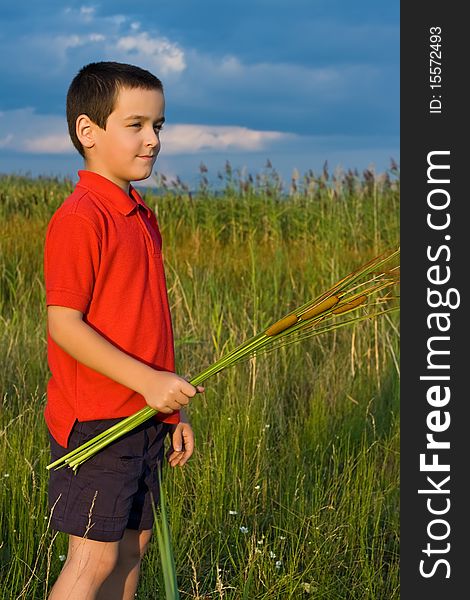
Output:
(66, 61), (165, 190)
(67, 61), (163, 157)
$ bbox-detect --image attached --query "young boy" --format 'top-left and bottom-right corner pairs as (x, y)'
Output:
(44, 61), (203, 599)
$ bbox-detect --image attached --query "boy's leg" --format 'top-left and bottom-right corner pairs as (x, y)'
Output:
(47, 419), (168, 599)
(97, 528), (153, 600)
(95, 422), (170, 599)
(48, 534), (120, 600)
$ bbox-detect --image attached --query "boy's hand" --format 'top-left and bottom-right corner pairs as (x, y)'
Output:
(167, 420), (194, 467)
(142, 370), (204, 413)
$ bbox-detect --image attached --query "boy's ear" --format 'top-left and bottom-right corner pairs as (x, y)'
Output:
(75, 114), (96, 151)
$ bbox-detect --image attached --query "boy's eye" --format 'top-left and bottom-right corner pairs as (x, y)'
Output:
(129, 123), (163, 131)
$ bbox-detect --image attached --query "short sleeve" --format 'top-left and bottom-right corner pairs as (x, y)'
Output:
(44, 213), (101, 313)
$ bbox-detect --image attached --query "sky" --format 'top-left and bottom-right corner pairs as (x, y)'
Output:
(0, 0), (399, 189)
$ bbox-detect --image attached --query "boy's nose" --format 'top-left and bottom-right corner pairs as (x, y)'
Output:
(146, 127), (160, 148)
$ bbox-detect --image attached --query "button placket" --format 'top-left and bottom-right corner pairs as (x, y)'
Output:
(135, 205), (156, 255)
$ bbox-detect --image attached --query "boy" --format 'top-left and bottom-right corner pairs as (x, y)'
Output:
(44, 61), (203, 599)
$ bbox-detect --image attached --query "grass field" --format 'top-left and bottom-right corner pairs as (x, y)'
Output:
(0, 163), (400, 599)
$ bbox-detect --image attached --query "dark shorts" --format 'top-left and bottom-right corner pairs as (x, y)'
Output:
(48, 417), (171, 542)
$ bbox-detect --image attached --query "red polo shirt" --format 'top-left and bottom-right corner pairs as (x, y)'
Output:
(44, 170), (179, 447)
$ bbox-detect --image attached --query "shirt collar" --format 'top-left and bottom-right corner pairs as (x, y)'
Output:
(76, 170), (152, 219)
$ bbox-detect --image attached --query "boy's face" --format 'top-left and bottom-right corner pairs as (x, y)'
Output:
(84, 86), (165, 191)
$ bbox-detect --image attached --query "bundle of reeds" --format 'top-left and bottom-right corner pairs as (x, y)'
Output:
(46, 247), (399, 473)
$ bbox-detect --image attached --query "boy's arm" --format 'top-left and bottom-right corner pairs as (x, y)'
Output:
(48, 305), (203, 413)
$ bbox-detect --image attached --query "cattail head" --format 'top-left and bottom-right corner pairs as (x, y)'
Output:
(332, 295), (368, 315)
(265, 314), (298, 337)
(299, 295), (340, 321)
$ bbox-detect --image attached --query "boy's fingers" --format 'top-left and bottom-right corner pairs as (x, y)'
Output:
(170, 452), (183, 467)
(168, 452), (181, 466)
(175, 394), (190, 407)
(163, 398), (185, 412)
(169, 449), (190, 467)
(172, 428), (183, 452)
(168, 449), (186, 467)
(166, 445), (180, 462)
(181, 378), (205, 396)
(180, 379), (198, 398)
(178, 454), (190, 467)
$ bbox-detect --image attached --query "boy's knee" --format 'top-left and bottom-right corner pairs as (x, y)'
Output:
(93, 551), (119, 580)
(68, 537), (120, 581)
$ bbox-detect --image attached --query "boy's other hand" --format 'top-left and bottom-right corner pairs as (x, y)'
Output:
(142, 370), (204, 414)
(167, 421), (194, 467)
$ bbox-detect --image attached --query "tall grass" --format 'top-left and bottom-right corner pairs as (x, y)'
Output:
(0, 162), (399, 599)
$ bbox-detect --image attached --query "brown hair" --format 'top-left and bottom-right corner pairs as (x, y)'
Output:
(66, 61), (163, 156)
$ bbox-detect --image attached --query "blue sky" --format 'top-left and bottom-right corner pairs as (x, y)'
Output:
(0, 0), (399, 189)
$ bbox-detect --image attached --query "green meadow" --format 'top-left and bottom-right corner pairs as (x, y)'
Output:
(0, 163), (400, 599)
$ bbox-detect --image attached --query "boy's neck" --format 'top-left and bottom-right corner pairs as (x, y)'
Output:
(83, 162), (131, 195)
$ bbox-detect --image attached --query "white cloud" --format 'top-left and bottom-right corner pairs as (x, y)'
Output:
(218, 55), (243, 74)
(0, 108), (71, 154)
(80, 6), (96, 19)
(64, 5), (96, 22)
(161, 124), (291, 154)
(89, 33), (105, 43)
(114, 32), (186, 75)
(109, 14), (126, 26)
(33, 19), (187, 78)
(24, 134), (74, 154)
(55, 33), (105, 52)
